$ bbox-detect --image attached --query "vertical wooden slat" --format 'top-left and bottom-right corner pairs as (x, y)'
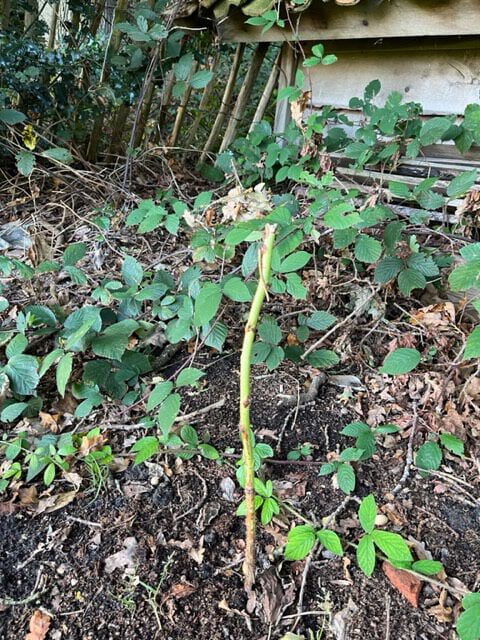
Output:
(169, 61), (200, 148)
(248, 48), (281, 134)
(274, 43), (297, 136)
(200, 43), (245, 163)
(219, 42), (269, 153)
(184, 54), (221, 148)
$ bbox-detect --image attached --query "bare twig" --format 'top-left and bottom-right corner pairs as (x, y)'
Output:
(391, 404), (418, 496)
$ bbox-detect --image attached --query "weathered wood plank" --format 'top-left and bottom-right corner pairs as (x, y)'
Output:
(218, 0), (480, 42)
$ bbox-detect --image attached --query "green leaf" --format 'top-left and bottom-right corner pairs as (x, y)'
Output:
(358, 494), (377, 534)
(16, 150), (35, 176)
(337, 463), (355, 494)
(223, 277), (252, 302)
(258, 316), (282, 345)
(56, 352), (73, 397)
(43, 462), (56, 486)
(357, 535), (376, 576)
(319, 462), (336, 476)
(397, 268), (427, 295)
(285, 272), (307, 299)
(198, 443), (220, 460)
(6, 334), (28, 359)
(122, 255), (144, 287)
(278, 251), (311, 273)
(1, 402), (28, 422)
(39, 348), (64, 377)
(203, 321), (228, 352)
(157, 393), (181, 436)
(341, 421), (370, 437)
(0, 108), (26, 124)
(457, 604), (480, 640)
(191, 69), (213, 89)
(355, 235), (382, 264)
(306, 311), (336, 331)
(416, 441), (442, 471)
(176, 367), (205, 387)
(131, 436), (160, 464)
(388, 181), (411, 199)
(236, 495), (264, 516)
(5, 354), (39, 395)
(419, 117), (452, 146)
(255, 443), (274, 459)
(411, 560), (444, 576)
(261, 497), (279, 524)
(372, 530), (413, 562)
(91, 334), (129, 360)
(180, 425), (198, 446)
(447, 170), (477, 198)
(449, 260), (480, 291)
(463, 594), (480, 609)
(380, 348), (421, 375)
(374, 257), (403, 283)
(41, 147), (73, 164)
(340, 447), (365, 462)
(439, 432), (464, 457)
(306, 349), (339, 369)
(64, 242), (87, 266)
(324, 203), (361, 230)
(317, 529), (343, 556)
(465, 326), (480, 360)
(194, 283), (222, 327)
(147, 381), (174, 412)
(284, 525), (316, 561)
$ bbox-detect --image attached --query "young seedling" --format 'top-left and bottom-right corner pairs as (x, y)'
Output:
(239, 223), (276, 591)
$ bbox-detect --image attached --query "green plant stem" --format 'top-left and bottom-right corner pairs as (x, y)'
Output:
(239, 223), (276, 591)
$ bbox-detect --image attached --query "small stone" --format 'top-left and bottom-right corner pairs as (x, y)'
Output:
(150, 476), (160, 486)
(375, 514), (388, 526)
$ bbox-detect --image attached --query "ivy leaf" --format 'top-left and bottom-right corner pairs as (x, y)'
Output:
(317, 529), (343, 556)
(194, 283), (222, 327)
(371, 530), (413, 562)
(284, 525), (316, 561)
(416, 441), (442, 471)
(380, 348), (421, 375)
(358, 494), (377, 534)
(357, 534), (376, 576)
(355, 235), (382, 264)
(56, 352), (73, 397)
(465, 326), (480, 360)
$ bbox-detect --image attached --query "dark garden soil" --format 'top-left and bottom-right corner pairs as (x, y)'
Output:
(1, 171), (480, 640)
(1, 353), (479, 640)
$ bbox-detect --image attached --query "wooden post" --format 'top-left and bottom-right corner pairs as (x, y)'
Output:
(184, 54), (221, 148)
(248, 48), (281, 134)
(47, 2), (59, 48)
(169, 61), (200, 148)
(219, 42), (269, 153)
(200, 43), (245, 163)
(107, 103), (130, 156)
(274, 43), (297, 136)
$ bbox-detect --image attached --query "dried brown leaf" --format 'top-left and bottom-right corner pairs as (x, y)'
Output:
(25, 610), (51, 640)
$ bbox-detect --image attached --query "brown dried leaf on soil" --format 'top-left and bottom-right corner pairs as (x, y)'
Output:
(428, 589), (453, 623)
(36, 490), (77, 515)
(382, 561), (422, 607)
(79, 432), (107, 456)
(104, 537), (138, 574)
(25, 610), (51, 640)
(39, 411), (61, 433)
(410, 302), (455, 329)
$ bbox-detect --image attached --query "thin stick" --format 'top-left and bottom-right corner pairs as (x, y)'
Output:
(249, 49), (281, 134)
(391, 404), (418, 496)
(239, 223), (276, 592)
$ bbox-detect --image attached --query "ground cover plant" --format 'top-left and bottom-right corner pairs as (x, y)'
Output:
(1, 3), (480, 639)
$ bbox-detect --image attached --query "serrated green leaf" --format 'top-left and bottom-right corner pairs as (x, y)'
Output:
(372, 530), (413, 562)
(317, 529), (343, 556)
(285, 272), (307, 299)
(388, 181), (411, 199)
(5, 354), (39, 395)
(16, 150), (35, 176)
(39, 348), (64, 377)
(355, 235), (382, 264)
(0, 402), (28, 422)
(411, 560), (443, 576)
(43, 462), (56, 486)
(41, 146), (73, 164)
(223, 277), (252, 302)
(380, 348), (421, 375)
(122, 255), (143, 287)
(447, 170), (478, 198)
(416, 441), (442, 471)
(419, 117), (452, 146)
(307, 311), (336, 331)
(398, 268), (427, 295)
(340, 447), (365, 462)
(374, 257), (403, 283)
(176, 367), (204, 387)
(6, 334), (28, 359)
(284, 525), (316, 561)
(465, 326), (480, 360)
(147, 381), (174, 412)
(306, 349), (339, 369)
(56, 352), (73, 397)
(0, 108), (26, 124)
(198, 443), (219, 460)
(337, 463), (355, 494)
(324, 203), (361, 230)
(278, 251), (311, 273)
(261, 497), (279, 524)
(449, 260), (480, 291)
(91, 334), (129, 360)
(357, 535), (376, 576)
(64, 242), (87, 266)
(157, 393), (181, 436)
(131, 436), (160, 464)
(358, 494), (377, 534)
(258, 316), (282, 345)
(340, 421), (370, 437)
(194, 283), (222, 327)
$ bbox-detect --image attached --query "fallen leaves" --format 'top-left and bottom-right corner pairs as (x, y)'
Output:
(25, 610), (51, 640)
(36, 491), (77, 515)
(79, 432), (107, 457)
(382, 561), (422, 607)
(104, 537), (138, 575)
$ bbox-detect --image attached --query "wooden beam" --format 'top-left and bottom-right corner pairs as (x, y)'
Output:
(274, 43), (297, 135)
(218, 0), (480, 43)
